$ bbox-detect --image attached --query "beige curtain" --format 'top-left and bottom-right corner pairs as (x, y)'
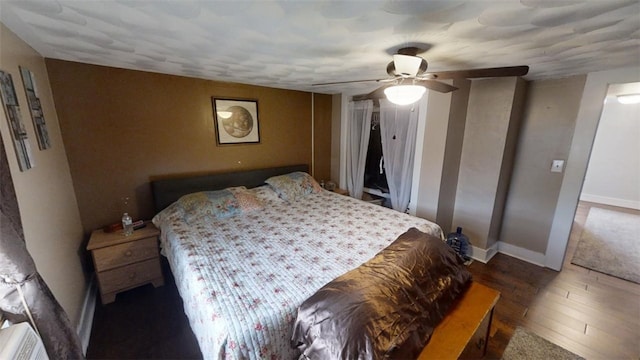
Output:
(346, 100), (373, 199)
(378, 99), (421, 212)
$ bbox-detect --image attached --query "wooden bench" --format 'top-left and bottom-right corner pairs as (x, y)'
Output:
(419, 282), (501, 359)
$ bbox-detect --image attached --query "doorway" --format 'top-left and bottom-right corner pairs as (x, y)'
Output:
(545, 69), (640, 271)
(580, 82), (640, 210)
(566, 82), (640, 281)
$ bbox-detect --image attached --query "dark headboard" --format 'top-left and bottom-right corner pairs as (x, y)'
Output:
(150, 164), (308, 212)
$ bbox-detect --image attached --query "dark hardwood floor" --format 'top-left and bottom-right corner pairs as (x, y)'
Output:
(477, 201), (640, 359)
(87, 201), (639, 359)
(520, 201), (639, 359)
(86, 261), (201, 359)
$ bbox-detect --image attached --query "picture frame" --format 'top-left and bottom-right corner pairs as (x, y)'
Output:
(0, 70), (34, 171)
(19, 66), (51, 150)
(212, 98), (260, 145)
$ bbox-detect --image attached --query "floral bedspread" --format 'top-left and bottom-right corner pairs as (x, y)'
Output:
(154, 190), (442, 360)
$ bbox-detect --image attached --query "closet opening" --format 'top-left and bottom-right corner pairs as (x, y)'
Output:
(363, 110), (391, 207)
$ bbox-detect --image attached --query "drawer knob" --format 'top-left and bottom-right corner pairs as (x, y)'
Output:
(128, 272), (136, 279)
(125, 250), (132, 257)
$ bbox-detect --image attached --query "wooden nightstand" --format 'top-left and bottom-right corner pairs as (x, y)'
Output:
(87, 223), (164, 304)
(333, 188), (349, 196)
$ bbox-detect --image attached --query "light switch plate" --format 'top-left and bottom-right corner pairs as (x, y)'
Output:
(551, 160), (565, 173)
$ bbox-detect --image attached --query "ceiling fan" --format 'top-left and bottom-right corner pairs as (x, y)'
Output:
(313, 46), (529, 105)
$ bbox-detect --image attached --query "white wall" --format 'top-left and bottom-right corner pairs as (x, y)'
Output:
(500, 76), (586, 255)
(451, 77), (526, 251)
(413, 79), (470, 233)
(414, 88), (452, 222)
(546, 66), (640, 270)
(0, 24), (87, 326)
(581, 98), (640, 209)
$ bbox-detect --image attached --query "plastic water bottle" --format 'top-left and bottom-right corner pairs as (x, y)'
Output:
(446, 227), (470, 260)
(122, 212), (133, 236)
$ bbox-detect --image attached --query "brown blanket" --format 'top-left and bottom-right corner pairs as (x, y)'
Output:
(291, 228), (472, 359)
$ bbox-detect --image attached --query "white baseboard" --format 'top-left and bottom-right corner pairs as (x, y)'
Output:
(580, 193), (640, 210)
(469, 243), (499, 263)
(468, 241), (546, 268)
(498, 241), (546, 267)
(76, 276), (97, 355)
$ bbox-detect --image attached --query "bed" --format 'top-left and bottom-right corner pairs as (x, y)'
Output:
(150, 165), (488, 359)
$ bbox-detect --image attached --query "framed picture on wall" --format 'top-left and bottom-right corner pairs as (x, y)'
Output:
(212, 98), (260, 145)
(20, 66), (51, 150)
(0, 70), (34, 171)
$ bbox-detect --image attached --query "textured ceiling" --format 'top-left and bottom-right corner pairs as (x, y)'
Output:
(1, 0), (639, 94)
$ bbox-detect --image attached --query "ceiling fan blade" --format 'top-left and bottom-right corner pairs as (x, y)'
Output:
(428, 65), (529, 80)
(352, 79), (457, 101)
(414, 79), (458, 93)
(352, 84), (390, 101)
(312, 78), (383, 86)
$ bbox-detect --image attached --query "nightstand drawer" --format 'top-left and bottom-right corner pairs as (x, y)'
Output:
(88, 223), (164, 304)
(97, 258), (161, 294)
(93, 237), (158, 271)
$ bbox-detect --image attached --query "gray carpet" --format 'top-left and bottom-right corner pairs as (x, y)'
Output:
(502, 327), (584, 360)
(571, 207), (640, 284)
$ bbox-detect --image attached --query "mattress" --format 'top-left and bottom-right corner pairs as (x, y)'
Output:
(153, 189), (442, 359)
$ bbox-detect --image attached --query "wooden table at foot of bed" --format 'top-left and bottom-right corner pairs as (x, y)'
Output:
(418, 281), (500, 360)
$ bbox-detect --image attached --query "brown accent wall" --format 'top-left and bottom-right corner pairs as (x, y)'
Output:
(313, 93), (332, 182)
(46, 59), (331, 233)
(330, 94), (343, 184)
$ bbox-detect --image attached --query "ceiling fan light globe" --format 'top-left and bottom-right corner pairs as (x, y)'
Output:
(393, 54), (422, 77)
(617, 94), (640, 104)
(384, 85), (426, 105)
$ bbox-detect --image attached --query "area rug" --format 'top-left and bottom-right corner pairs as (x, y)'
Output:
(502, 327), (584, 360)
(571, 207), (640, 284)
